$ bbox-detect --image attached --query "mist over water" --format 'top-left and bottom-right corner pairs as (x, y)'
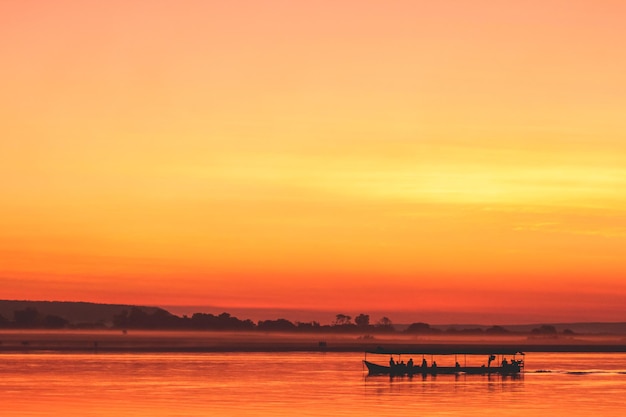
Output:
(1, 329), (624, 352)
(2, 351), (626, 416)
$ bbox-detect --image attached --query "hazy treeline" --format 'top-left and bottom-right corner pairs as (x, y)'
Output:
(0, 307), (572, 335)
(0, 307), (70, 329)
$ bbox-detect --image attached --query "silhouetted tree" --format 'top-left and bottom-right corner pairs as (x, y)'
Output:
(191, 312), (255, 330)
(375, 316), (395, 332)
(191, 313), (218, 329)
(296, 321), (320, 331)
(238, 319), (255, 330)
(355, 314), (370, 328)
(111, 307), (184, 329)
(127, 307), (150, 327)
(257, 318), (296, 331)
(150, 308), (184, 328)
(334, 314), (352, 326)
(405, 322), (433, 333)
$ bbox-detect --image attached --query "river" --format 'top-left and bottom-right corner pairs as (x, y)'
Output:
(1, 352), (625, 416)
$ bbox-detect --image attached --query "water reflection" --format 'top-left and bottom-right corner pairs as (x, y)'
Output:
(365, 373), (524, 397)
(368, 372), (524, 383)
(1, 352), (626, 417)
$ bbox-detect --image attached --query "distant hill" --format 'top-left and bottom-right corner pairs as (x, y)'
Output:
(0, 300), (162, 326)
(2, 300), (626, 334)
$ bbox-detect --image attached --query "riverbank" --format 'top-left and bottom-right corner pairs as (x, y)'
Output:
(1, 330), (626, 353)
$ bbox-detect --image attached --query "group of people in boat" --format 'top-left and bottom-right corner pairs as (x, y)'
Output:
(388, 355), (522, 372)
(389, 356), (438, 371)
(501, 358), (524, 368)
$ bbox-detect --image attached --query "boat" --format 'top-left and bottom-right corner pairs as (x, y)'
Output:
(363, 347), (524, 376)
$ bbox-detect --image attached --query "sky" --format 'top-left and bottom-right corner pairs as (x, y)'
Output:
(1, 1), (625, 324)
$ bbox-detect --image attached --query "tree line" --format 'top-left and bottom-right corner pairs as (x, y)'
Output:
(0, 308), (398, 332)
(0, 307), (572, 335)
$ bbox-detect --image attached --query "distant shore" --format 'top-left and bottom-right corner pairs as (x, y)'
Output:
(1, 330), (625, 353)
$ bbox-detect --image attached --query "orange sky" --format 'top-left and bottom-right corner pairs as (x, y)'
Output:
(1, 1), (626, 324)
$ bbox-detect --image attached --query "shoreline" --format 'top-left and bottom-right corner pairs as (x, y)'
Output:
(1, 330), (625, 353)
(3, 345), (626, 354)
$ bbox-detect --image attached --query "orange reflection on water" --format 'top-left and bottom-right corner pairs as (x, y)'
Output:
(1, 352), (626, 416)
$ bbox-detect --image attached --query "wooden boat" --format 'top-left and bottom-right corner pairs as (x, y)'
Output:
(363, 348), (524, 376)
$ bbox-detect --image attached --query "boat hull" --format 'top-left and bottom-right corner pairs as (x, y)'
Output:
(363, 360), (522, 376)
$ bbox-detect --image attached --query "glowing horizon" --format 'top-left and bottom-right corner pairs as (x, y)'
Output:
(2, 1), (626, 324)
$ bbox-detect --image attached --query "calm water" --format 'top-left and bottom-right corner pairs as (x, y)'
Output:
(1, 352), (626, 416)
